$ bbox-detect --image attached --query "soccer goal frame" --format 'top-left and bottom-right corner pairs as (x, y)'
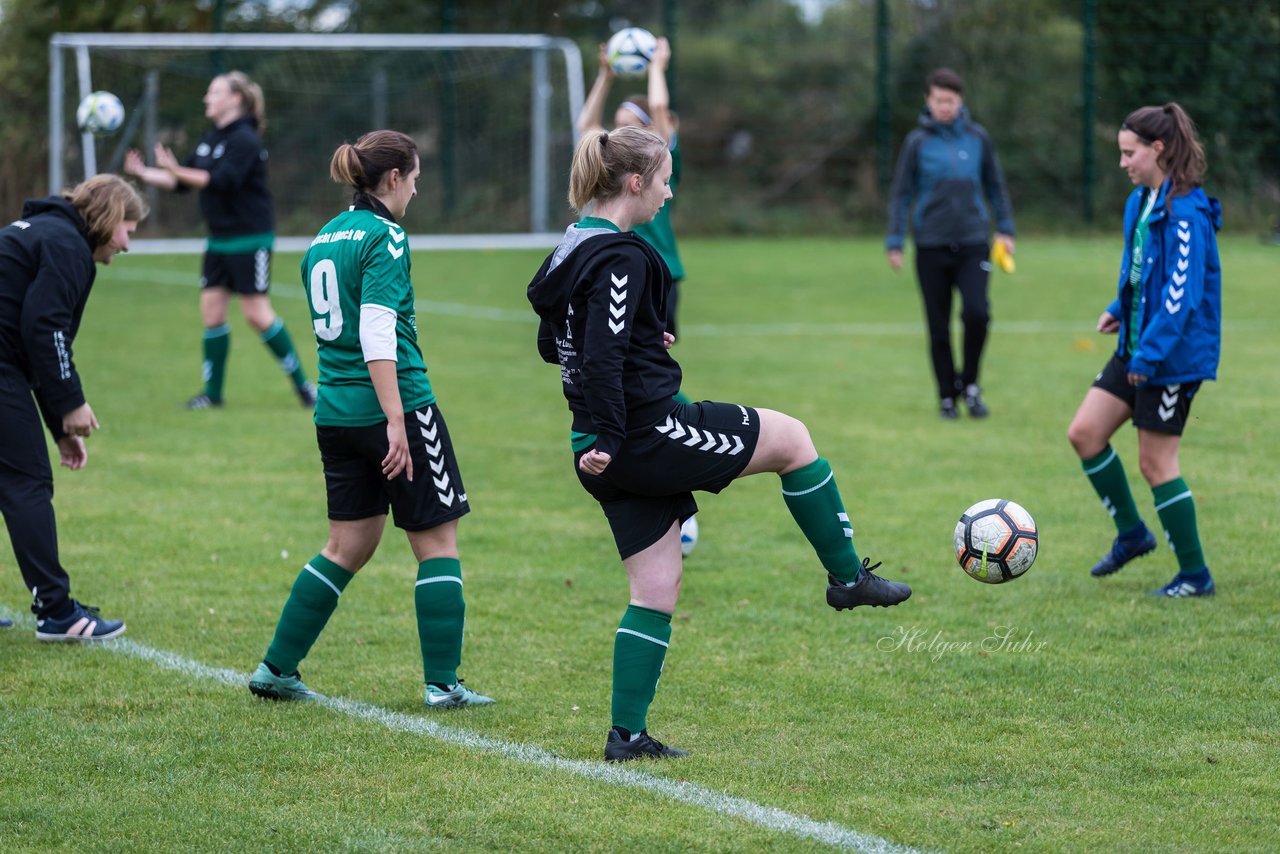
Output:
(49, 32), (585, 251)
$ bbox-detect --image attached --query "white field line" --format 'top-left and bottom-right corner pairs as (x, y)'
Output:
(0, 611), (926, 854)
(104, 265), (1274, 338)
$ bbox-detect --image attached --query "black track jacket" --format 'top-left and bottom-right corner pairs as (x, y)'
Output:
(0, 197), (97, 438)
(528, 227), (681, 457)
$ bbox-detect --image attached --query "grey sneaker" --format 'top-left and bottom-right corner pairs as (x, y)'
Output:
(248, 662), (315, 701)
(425, 680), (495, 708)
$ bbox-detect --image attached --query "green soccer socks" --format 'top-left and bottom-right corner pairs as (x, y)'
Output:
(1153, 477), (1207, 573)
(263, 554), (354, 675)
(1081, 446), (1144, 532)
(415, 557), (465, 687)
(611, 605), (672, 735)
(780, 458), (862, 583)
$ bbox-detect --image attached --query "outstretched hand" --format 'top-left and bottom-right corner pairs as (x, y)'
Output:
(596, 43), (616, 80)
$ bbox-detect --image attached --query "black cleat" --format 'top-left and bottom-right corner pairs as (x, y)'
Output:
(827, 558), (912, 610)
(939, 397), (960, 420)
(604, 728), (689, 762)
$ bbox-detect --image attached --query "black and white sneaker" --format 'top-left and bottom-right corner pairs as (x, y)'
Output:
(35, 601), (125, 642)
(604, 728), (689, 762)
(826, 558), (912, 610)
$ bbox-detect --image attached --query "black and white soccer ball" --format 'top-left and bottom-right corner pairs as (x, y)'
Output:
(953, 499), (1038, 583)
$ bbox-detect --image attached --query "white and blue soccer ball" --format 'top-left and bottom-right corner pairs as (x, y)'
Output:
(680, 516), (698, 557)
(953, 498), (1038, 583)
(76, 91), (125, 136)
(606, 27), (657, 77)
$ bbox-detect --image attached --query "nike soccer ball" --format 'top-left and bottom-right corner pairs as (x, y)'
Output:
(954, 499), (1038, 583)
(679, 516), (698, 557)
(606, 27), (657, 76)
(77, 91), (126, 136)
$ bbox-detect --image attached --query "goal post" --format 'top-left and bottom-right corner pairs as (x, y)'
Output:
(49, 32), (585, 251)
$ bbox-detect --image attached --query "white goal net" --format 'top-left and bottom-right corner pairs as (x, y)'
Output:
(50, 33), (584, 251)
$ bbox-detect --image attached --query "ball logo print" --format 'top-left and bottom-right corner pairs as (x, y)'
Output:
(77, 91), (125, 136)
(606, 27), (657, 76)
(953, 499), (1038, 583)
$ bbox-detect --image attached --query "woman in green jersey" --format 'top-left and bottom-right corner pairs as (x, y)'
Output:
(248, 130), (493, 708)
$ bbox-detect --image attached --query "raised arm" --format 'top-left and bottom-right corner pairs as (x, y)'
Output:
(577, 43), (616, 135)
(646, 37), (675, 144)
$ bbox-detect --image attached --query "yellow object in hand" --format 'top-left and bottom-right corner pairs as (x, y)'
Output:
(991, 240), (1015, 274)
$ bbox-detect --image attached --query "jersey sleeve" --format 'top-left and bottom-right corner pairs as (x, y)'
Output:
(358, 218), (411, 310)
(578, 247), (650, 457)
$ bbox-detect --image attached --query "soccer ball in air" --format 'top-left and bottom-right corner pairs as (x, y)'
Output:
(680, 516), (698, 557)
(606, 27), (657, 76)
(77, 91), (126, 136)
(953, 499), (1038, 583)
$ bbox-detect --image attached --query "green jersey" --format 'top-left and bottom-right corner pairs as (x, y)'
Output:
(301, 204), (435, 426)
(1125, 188), (1159, 356)
(633, 136), (685, 280)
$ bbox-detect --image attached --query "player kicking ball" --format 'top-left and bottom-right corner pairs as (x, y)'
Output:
(527, 127), (910, 761)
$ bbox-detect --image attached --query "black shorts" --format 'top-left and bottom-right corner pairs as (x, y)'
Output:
(575, 400), (760, 559)
(317, 403), (469, 531)
(1093, 354), (1201, 435)
(201, 249), (271, 295)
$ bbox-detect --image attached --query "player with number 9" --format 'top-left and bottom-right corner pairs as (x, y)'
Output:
(247, 130), (493, 709)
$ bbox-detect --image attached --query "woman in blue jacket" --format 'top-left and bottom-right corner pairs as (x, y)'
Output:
(1067, 103), (1221, 597)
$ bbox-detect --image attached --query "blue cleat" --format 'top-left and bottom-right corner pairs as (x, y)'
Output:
(425, 680), (495, 709)
(1150, 570), (1215, 598)
(1090, 524), (1157, 577)
(248, 662), (315, 701)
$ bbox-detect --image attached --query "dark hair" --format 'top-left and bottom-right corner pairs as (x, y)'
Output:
(1120, 102), (1206, 199)
(926, 67), (964, 96)
(65, 174), (149, 248)
(329, 130), (418, 194)
(568, 127), (668, 212)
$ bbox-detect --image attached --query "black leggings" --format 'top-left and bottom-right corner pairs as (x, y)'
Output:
(915, 243), (991, 400)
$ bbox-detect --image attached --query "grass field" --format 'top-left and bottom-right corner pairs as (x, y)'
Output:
(2, 235), (1278, 853)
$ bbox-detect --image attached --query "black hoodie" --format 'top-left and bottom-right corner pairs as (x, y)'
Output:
(0, 197), (97, 437)
(527, 225), (681, 457)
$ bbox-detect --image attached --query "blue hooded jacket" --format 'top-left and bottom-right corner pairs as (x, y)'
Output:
(1106, 181), (1222, 385)
(886, 106), (1015, 250)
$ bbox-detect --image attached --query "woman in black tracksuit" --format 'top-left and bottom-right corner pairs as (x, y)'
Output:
(527, 127), (910, 763)
(0, 174), (147, 640)
(125, 71), (313, 410)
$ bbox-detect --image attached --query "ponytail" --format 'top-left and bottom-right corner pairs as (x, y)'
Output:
(1121, 102), (1206, 199)
(568, 126), (667, 212)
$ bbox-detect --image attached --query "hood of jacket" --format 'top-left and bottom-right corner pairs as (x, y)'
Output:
(20, 196), (92, 244)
